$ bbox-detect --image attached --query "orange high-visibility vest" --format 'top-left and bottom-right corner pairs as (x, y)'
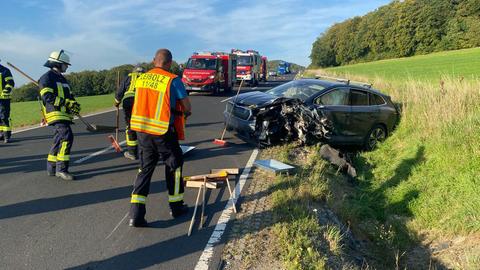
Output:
(130, 68), (176, 136)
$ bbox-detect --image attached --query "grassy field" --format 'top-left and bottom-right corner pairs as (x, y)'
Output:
(10, 93), (115, 129)
(278, 48), (480, 268)
(326, 47), (480, 83)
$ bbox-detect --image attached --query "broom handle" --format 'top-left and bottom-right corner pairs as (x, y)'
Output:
(116, 70), (120, 141)
(220, 79), (244, 140)
(116, 107), (119, 141)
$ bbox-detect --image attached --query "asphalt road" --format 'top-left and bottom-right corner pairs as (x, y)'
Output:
(0, 75), (293, 270)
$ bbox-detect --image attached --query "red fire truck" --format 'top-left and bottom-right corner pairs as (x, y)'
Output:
(231, 49), (262, 86)
(182, 52), (237, 95)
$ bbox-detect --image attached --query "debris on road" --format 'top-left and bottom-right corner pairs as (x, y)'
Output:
(254, 159), (295, 175)
(319, 144), (357, 178)
(185, 168), (239, 236)
(254, 98), (333, 147)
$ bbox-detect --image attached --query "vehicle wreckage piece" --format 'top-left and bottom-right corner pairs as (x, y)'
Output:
(254, 98), (332, 147)
(319, 144), (357, 178)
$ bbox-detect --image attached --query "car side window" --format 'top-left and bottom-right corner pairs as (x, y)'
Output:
(369, 93), (386, 105)
(351, 89), (369, 106)
(316, 88), (349, 105)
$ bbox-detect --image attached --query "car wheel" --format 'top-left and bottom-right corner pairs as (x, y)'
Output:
(364, 124), (386, 151)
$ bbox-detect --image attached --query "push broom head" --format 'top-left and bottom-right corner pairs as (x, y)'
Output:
(108, 135), (122, 152)
(213, 138), (228, 146)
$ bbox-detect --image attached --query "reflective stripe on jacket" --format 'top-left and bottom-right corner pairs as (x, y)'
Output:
(0, 65), (15, 99)
(124, 72), (141, 100)
(39, 70), (75, 124)
(130, 68), (176, 135)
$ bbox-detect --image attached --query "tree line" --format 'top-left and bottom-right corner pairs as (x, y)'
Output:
(310, 0), (480, 67)
(11, 62), (181, 102)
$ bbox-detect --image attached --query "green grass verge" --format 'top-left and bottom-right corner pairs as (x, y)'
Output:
(10, 93), (115, 128)
(303, 47), (480, 268)
(325, 47), (480, 83)
(260, 144), (355, 269)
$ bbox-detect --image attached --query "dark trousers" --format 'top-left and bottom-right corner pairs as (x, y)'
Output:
(123, 98), (138, 156)
(0, 99), (11, 139)
(130, 129), (184, 220)
(47, 122), (74, 173)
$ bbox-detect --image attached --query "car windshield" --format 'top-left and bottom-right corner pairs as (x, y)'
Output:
(237, 55), (253, 66)
(266, 80), (326, 101)
(186, 58), (217, 70)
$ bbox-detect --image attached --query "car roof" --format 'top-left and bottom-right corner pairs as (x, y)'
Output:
(298, 78), (388, 97)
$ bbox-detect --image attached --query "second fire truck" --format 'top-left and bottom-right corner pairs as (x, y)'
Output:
(231, 49), (262, 86)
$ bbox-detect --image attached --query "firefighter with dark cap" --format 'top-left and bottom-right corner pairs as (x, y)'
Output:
(114, 65), (145, 160)
(128, 48), (191, 227)
(0, 59), (15, 143)
(39, 50), (80, 181)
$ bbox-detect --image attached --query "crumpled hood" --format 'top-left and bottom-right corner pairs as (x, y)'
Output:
(233, 91), (277, 107)
(183, 69), (215, 79)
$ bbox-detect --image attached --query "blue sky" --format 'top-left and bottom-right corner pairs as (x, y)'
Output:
(1, 0), (391, 85)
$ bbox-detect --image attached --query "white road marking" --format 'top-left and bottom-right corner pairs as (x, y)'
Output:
(12, 108), (119, 135)
(73, 140), (126, 164)
(220, 97), (232, 103)
(106, 212), (129, 240)
(194, 148), (259, 270)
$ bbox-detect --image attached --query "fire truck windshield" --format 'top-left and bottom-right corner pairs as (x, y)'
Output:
(237, 55), (253, 66)
(186, 58), (217, 70)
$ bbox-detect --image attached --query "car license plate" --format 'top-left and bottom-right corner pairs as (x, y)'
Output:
(191, 87), (201, 90)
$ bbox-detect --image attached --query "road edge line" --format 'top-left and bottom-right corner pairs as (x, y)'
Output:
(194, 148), (259, 270)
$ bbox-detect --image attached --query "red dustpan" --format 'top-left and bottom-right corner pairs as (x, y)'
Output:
(108, 106), (123, 153)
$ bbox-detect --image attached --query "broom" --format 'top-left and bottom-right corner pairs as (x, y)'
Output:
(213, 79), (244, 146)
(107, 71), (123, 152)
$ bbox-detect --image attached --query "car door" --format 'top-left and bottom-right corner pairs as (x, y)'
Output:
(349, 89), (379, 141)
(313, 87), (351, 140)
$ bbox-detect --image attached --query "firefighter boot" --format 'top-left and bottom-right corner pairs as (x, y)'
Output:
(4, 131), (11, 143)
(170, 202), (189, 218)
(124, 151), (137, 160)
(128, 218), (148, 227)
(47, 162), (56, 177)
(129, 204), (148, 227)
(56, 171), (75, 181)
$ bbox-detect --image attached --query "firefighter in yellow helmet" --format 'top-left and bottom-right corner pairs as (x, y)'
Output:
(39, 50), (80, 181)
(114, 65), (145, 160)
(0, 59), (15, 143)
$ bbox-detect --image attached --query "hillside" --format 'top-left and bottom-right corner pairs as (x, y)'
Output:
(327, 46), (480, 83)
(303, 48), (480, 268)
(310, 0), (480, 67)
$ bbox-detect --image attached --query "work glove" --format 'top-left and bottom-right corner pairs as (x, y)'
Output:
(184, 111), (192, 119)
(66, 99), (81, 115)
(114, 99), (121, 108)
